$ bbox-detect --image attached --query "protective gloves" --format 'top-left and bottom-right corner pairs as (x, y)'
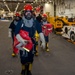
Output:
(39, 33), (46, 49)
(16, 34), (27, 45)
(8, 29), (12, 37)
(16, 34), (29, 57)
(16, 42), (28, 57)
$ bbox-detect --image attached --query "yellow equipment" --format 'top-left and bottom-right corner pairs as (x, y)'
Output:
(47, 16), (75, 34)
(61, 16), (75, 26)
(12, 53), (17, 57)
(35, 31), (39, 42)
(34, 31), (39, 56)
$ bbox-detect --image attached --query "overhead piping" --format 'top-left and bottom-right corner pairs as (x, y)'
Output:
(14, 2), (20, 12)
(3, 0), (11, 12)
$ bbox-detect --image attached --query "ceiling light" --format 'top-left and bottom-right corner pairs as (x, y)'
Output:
(50, 1), (52, 3)
(31, 3), (33, 4)
(23, 1), (25, 3)
(33, 1), (36, 3)
(3, 0), (5, 1)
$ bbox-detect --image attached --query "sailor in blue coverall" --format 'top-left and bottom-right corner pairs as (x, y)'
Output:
(8, 12), (22, 57)
(42, 14), (49, 52)
(14, 4), (45, 75)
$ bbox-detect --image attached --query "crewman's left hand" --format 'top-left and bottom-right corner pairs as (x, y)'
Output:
(41, 42), (45, 49)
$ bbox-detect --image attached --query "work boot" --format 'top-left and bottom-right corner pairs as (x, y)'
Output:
(35, 44), (39, 56)
(27, 71), (32, 75)
(27, 63), (32, 75)
(46, 43), (49, 52)
(35, 51), (39, 56)
(12, 53), (17, 57)
(46, 47), (49, 52)
(21, 70), (25, 75)
(21, 64), (25, 75)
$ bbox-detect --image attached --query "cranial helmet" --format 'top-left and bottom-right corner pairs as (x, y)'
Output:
(15, 12), (20, 17)
(42, 14), (47, 18)
(23, 4), (33, 20)
(42, 14), (47, 22)
(24, 4), (33, 11)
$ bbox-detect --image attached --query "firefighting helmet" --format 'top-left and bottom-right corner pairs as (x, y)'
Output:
(23, 4), (33, 20)
(24, 4), (33, 11)
(14, 12), (21, 21)
(42, 14), (47, 18)
(42, 14), (47, 22)
(15, 12), (20, 17)
(36, 7), (40, 12)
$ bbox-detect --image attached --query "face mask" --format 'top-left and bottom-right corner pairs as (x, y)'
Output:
(15, 16), (20, 21)
(25, 11), (32, 20)
(43, 17), (47, 22)
(36, 12), (40, 17)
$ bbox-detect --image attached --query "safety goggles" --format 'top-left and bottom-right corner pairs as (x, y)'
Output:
(25, 11), (32, 16)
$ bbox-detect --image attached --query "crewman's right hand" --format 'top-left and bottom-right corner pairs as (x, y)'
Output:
(16, 34), (27, 45)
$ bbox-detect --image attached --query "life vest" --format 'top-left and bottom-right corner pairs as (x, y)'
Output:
(14, 30), (33, 53)
(42, 24), (53, 36)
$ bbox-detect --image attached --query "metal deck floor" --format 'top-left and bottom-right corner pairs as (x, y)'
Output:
(0, 21), (75, 75)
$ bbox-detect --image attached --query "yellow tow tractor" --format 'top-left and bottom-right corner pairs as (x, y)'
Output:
(47, 16), (72, 34)
(61, 17), (75, 43)
(48, 16), (64, 34)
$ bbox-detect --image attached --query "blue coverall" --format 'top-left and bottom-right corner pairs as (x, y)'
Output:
(15, 18), (42, 64)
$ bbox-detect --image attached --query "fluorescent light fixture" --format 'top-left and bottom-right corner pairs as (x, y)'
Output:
(3, 1), (11, 12)
(50, 1), (52, 3)
(23, 1), (25, 3)
(3, 0), (5, 1)
(15, 2), (20, 12)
